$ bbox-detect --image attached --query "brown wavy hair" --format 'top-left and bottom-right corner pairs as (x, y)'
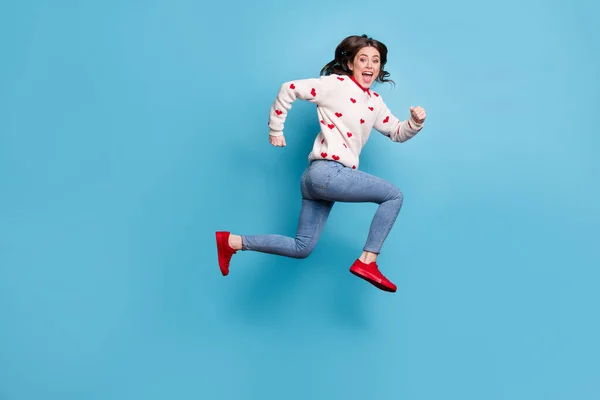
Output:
(320, 34), (394, 86)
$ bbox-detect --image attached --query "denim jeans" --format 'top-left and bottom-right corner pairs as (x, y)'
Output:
(241, 160), (404, 257)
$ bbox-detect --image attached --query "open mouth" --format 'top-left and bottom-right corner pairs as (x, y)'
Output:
(361, 71), (373, 84)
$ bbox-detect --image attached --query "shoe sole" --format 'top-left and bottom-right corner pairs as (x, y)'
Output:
(350, 266), (396, 292)
(215, 232), (230, 276)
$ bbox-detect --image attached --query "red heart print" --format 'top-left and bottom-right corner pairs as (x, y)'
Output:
(321, 152), (327, 158)
(347, 132), (352, 137)
(321, 138), (325, 144)
(290, 83), (295, 89)
(368, 107), (374, 111)
(332, 155), (340, 160)
(311, 88), (316, 96)
(320, 120), (325, 124)
(327, 123), (335, 129)
(383, 116), (389, 123)
(352, 165), (356, 169)
(360, 119), (365, 124)
(374, 92), (379, 97)
(275, 109), (282, 115)
(335, 112), (342, 118)
(343, 144), (347, 148)
(337, 77), (345, 81)
(350, 98), (356, 103)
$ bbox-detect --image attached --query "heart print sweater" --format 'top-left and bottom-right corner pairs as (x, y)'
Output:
(267, 73), (423, 170)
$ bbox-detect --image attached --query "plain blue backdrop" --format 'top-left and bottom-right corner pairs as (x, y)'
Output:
(1, 0), (598, 399)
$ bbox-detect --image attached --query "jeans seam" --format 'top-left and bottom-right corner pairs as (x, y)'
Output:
(299, 214), (324, 256)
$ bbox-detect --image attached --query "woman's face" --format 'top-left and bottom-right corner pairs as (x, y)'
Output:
(347, 46), (381, 88)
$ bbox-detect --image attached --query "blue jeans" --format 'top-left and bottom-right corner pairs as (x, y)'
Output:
(241, 160), (404, 257)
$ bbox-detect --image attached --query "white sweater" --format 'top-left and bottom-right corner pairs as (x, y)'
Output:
(268, 73), (423, 169)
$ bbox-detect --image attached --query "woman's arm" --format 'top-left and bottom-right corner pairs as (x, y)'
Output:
(268, 76), (329, 137)
(373, 99), (426, 142)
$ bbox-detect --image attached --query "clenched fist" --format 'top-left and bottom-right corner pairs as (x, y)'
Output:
(269, 134), (286, 147)
(410, 106), (427, 125)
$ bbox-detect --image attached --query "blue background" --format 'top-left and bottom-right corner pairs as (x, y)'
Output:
(1, 0), (598, 399)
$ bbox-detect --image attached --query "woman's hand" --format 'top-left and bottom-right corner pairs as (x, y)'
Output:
(410, 106), (427, 125)
(269, 135), (286, 147)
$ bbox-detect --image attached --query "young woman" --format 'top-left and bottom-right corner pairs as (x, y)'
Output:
(216, 34), (427, 293)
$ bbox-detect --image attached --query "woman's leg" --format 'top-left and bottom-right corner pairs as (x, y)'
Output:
(305, 162), (403, 255)
(216, 164), (335, 275)
(240, 197), (334, 258)
(303, 161), (404, 292)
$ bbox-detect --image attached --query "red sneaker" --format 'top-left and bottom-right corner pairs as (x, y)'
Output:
(216, 231), (237, 276)
(349, 259), (397, 292)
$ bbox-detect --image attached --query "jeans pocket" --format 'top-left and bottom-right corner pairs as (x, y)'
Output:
(307, 161), (332, 189)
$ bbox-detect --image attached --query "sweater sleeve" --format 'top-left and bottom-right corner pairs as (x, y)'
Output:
(268, 76), (329, 136)
(373, 98), (424, 143)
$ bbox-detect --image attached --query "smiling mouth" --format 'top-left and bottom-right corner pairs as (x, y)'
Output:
(361, 71), (373, 83)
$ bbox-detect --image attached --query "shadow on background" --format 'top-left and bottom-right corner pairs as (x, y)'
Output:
(226, 238), (373, 330)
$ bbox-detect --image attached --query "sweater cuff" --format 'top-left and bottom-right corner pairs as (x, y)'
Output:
(408, 118), (423, 131)
(269, 129), (284, 136)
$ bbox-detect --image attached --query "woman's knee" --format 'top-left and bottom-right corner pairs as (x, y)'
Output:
(293, 249), (312, 259)
(386, 184), (404, 204)
(293, 238), (317, 259)
(288, 247), (312, 259)
(395, 187), (404, 203)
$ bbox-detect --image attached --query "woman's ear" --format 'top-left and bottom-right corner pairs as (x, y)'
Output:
(346, 60), (353, 72)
